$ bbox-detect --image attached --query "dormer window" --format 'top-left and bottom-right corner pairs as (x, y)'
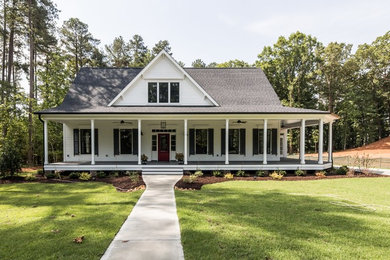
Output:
(148, 82), (180, 104)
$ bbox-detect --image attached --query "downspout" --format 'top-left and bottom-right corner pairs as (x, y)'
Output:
(38, 114), (45, 172)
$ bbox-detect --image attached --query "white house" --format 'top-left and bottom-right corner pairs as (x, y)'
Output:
(37, 51), (338, 174)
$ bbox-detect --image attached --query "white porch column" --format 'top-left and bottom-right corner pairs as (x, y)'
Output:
(282, 129), (288, 158)
(184, 119), (188, 165)
(225, 119), (229, 164)
(91, 119), (95, 165)
(44, 120), (48, 165)
(328, 121), (333, 163)
(138, 119), (142, 165)
(263, 119), (267, 164)
(300, 119), (305, 164)
(318, 119), (324, 164)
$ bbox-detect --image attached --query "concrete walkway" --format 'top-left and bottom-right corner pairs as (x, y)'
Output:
(101, 174), (184, 260)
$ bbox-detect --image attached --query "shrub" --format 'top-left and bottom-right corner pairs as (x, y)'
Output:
(276, 170), (286, 176)
(212, 170), (222, 177)
(45, 171), (57, 179)
(97, 171), (106, 178)
(79, 172), (91, 181)
(224, 173), (234, 179)
(128, 171), (139, 183)
(182, 175), (198, 183)
(194, 171), (203, 177)
(270, 171), (283, 180)
(256, 170), (267, 177)
(37, 169), (44, 175)
(0, 140), (22, 177)
(110, 171), (119, 177)
(315, 171), (326, 177)
(25, 173), (36, 181)
(236, 170), (246, 177)
(336, 165), (349, 175)
(295, 169), (305, 176)
(69, 172), (80, 179)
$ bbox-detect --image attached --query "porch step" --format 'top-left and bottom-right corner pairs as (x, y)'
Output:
(142, 167), (183, 175)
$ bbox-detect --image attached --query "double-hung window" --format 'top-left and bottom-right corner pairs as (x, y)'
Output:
(195, 129), (208, 154)
(148, 82), (180, 103)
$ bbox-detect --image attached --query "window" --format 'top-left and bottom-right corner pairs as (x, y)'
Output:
(229, 129), (240, 154)
(148, 83), (157, 103)
(195, 129), (208, 154)
(120, 129), (132, 154)
(159, 83), (168, 103)
(253, 128), (277, 155)
(148, 82), (180, 103)
(171, 135), (176, 151)
(80, 129), (91, 154)
(170, 83), (179, 103)
(152, 135), (157, 151)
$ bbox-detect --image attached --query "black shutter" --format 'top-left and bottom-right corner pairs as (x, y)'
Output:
(221, 129), (225, 155)
(253, 129), (258, 155)
(272, 129), (277, 155)
(113, 129), (119, 155)
(240, 129), (246, 155)
(208, 129), (214, 155)
(73, 129), (79, 155)
(133, 129), (138, 155)
(189, 129), (195, 155)
(259, 129), (264, 154)
(94, 129), (99, 155)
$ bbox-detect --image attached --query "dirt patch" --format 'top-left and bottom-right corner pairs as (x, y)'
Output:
(175, 173), (387, 190)
(21, 166), (42, 172)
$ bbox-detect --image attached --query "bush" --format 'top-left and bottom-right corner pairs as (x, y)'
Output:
(97, 171), (106, 178)
(212, 170), (222, 177)
(182, 175), (198, 183)
(270, 171), (283, 180)
(224, 173), (234, 179)
(37, 169), (44, 175)
(194, 171), (203, 177)
(336, 165), (349, 175)
(236, 170), (246, 177)
(0, 140), (22, 177)
(128, 171), (139, 183)
(45, 172), (57, 179)
(276, 170), (286, 176)
(256, 170), (267, 177)
(79, 172), (91, 181)
(295, 170), (305, 176)
(315, 171), (326, 177)
(25, 173), (36, 181)
(110, 171), (119, 177)
(69, 172), (80, 179)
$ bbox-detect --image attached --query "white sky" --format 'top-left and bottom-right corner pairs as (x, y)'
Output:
(20, 0), (390, 92)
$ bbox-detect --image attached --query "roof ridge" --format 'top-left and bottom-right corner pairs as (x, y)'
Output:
(184, 67), (258, 69)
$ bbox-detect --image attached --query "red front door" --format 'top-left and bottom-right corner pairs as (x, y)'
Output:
(158, 134), (170, 161)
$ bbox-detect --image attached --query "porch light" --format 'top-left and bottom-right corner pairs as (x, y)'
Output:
(161, 121), (166, 129)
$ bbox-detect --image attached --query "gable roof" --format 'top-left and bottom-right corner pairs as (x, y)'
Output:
(108, 50), (219, 106)
(36, 66), (329, 115)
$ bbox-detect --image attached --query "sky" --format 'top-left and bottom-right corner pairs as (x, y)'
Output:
(51, 0), (390, 66)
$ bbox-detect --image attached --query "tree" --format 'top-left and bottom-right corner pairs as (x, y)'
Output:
(152, 40), (171, 56)
(217, 59), (250, 68)
(60, 18), (100, 75)
(128, 34), (148, 67)
(105, 36), (130, 67)
(191, 59), (206, 68)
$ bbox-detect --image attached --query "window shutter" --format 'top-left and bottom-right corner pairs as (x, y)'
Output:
(113, 129), (119, 155)
(94, 129), (99, 155)
(240, 129), (246, 155)
(208, 129), (214, 155)
(252, 129), (258, 155)
(189, 129), (195, 155)
(133, 129), (138, 155)
(272, 129), (277, 155)
(221, 129), (225, 155)
(259, 129), (264, 154)
(73, 129), (79, 155)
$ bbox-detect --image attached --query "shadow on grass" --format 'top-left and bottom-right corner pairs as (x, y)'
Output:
(176, 187), (390, 259)
(0, 183), (142, 260)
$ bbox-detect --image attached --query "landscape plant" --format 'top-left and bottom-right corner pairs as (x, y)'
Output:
(212, 170), (222, 177)
(79, 172), (91, 181)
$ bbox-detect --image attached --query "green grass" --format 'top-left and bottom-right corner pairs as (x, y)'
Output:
(176, 178), (390, 259)
(0, 183), (142, 259)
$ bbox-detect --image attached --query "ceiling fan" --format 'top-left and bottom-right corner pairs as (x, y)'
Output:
(112, 120), (133, 125)
(233, 120), (247, 124)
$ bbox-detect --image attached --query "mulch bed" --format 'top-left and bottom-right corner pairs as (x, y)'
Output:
(175, 173), (388, 190)
(0, 175), (145, 192)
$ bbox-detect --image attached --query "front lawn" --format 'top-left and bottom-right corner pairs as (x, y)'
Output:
(176, 178), (390, 259)
(0, 183), (142, 259)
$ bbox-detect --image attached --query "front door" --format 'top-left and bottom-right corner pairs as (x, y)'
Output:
(158, 134), (170, 161)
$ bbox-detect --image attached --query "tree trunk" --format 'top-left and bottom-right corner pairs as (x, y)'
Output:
(1, 0), (7, 137)
(27, 0), (35, 165)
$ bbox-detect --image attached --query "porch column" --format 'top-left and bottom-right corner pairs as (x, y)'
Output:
(225, 119), (229, 164)
(138, 119), (142, 165)
(282, 129), (288, 158)
(300, 119), (305, 164)
(263, 119), (267, 164)
(44, 120), (48, 165)
(91, 119), (95, 165)
(184, 119), (188, 165)
(328, 121), (333, 163)
(318, 119), (324, 164)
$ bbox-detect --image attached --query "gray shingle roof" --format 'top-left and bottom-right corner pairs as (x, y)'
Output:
(37, 67), (329, 114)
